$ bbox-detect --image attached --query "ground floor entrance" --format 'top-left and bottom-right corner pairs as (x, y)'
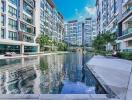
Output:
(0, 44), (39, 55)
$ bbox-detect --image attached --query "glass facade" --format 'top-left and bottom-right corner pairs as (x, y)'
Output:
(8, 6), (17, 17)
(0, 44), (20, 54)
(1, 29), (5, 39)
(24, 46), (37, 53)
(8, 19), (17, 30)
(8, 31), (18, 40)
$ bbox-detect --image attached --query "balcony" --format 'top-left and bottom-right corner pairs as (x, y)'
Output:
(20, 23), (35, 36)
(122, 28), (132, 35)
(123, 6), (132, 17)
(24, 0), (35, 8)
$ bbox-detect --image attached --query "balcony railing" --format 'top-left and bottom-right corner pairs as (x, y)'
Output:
(122, 28), (132, 35)
(123, 6), (132, 17)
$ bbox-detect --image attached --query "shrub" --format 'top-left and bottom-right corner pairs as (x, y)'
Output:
(57, 42), (68, 51)
(94, 50), (112, 56)
(117, 52), (132, 60)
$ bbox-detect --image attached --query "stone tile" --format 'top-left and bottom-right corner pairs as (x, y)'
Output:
(0, 94), (39, 99)
(87, 56), (132, 100)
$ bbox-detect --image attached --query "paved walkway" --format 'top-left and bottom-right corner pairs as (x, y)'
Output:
(87, 56), (132, 100)
(0, 94), (117, 100)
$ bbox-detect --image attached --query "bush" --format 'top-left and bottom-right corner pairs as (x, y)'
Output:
(57, 42), (68, 51)
(117, 52), (132, 60)
(94, 50), (112, 56)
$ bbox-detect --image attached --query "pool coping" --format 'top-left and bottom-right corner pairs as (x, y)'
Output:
(0, 94), (118, 100)
(86, 64), (119, 99)
(0, 52), (69, 60)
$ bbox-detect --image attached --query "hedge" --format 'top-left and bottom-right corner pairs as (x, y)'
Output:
(117, 52), (132, 60)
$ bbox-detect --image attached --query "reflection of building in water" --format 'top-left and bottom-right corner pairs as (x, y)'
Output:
(39, 54), (64, 94)
(84, 67), (106, 94)
(0, 57), (39, 94)
(64, 53), (82, 82)
(0, 67), (36, 94)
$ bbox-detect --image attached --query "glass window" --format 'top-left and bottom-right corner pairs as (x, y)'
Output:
(8, 6), (17, 17)
(1, 1), (4, 12)
(23, 1), (33, 16)
(8, 19), (17, 30)
(1, 15), (4, 26)
(1, 29), (5, 39)
(8, 0), (17, 5)
(8, 31), (17, 40)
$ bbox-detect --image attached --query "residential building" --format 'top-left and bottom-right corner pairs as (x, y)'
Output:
(64, 20), (83, 46)
(96, 0), (132, 51)
(35, 0), (64, 43)
(64, 18), (97, 47)
(0, 0), (64, 55)
(0, 0), (39, 54)
(84, 18), (97, 47)
(117, 0), (132, 52)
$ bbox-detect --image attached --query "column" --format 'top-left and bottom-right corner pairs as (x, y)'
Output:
(20, 44), (24, 54)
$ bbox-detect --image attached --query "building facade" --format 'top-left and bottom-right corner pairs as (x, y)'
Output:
(117, 0), (132, 52)
(0, 0), (39, 54)
(35, 0), (64, 43)
(0, 0), (64, 55)
(64, 20), (83, 46)
(64, 18), (97, 47)
(96, 0), (132, 51)
(84, 18), (97, 47)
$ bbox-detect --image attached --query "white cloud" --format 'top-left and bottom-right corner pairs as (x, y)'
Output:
(85, 7), (96, 15)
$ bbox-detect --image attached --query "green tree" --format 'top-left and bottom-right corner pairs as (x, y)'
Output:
(36, 35), (51, 51)
(93, 32), (116, 51)
(57, 42), (68, 51)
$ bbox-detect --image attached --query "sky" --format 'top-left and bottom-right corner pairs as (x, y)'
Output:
(53, 0), (96, 21)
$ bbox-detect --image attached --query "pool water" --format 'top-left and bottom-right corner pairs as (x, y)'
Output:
(0, 53), (106, 94)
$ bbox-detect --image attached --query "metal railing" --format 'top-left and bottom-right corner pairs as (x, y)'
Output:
(122, 28), (132, 35)
(123, 6), (132, 17)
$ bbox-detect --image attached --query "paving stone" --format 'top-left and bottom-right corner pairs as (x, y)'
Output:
(87, 56), (132, 100)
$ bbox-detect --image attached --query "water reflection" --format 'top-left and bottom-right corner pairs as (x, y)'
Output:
(0, 53), (106, 94)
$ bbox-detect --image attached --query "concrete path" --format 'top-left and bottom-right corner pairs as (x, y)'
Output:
(0, 94), (118, 100)
(87, 56), (132, 100)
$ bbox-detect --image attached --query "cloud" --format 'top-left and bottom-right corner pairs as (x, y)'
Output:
(85, 7), (96, 15)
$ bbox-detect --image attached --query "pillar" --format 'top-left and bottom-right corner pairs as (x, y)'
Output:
(20, 44), (24, 54)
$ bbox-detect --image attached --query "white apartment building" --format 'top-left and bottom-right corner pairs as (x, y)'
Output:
(0, 0), (64, 55)
(96, 0), (132, 52)
(0, 0), (39, 55)
(64, 20), (83, 46)
(64, 18), (97, 47)
(35, 0), (64, 43)
(117, 0), (132, 52)
(84, 18), (97, 47)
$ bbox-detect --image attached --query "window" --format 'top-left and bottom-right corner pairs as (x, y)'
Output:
(1, 29), (5, 39)
(23, 1), (33, 16)
(8, 6), (17, 17)
(8, 0), (17, 5)
(1, 1), (4, 12)
(8, 31), (17, 40)
(127, 40), (132, 47)
(8, 19), (17, 30)
(23, 14), (33, 24)
(1, 15), (4, 26)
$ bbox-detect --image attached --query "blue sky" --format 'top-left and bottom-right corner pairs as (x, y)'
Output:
(53, 0), (96, 21)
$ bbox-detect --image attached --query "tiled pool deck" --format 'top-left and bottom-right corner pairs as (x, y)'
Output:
(87, 56), (132, 100)
(0, 94), (118, 100)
